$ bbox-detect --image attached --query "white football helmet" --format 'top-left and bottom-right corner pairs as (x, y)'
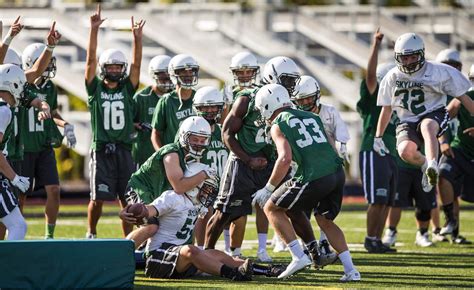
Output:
(99, 48), (128, 82)
(376, 63), (396, 83)
(261, 56), (300, 95)
(184, 162), (219, 206)
(22, 43), (56, 78)
(148, 55), (173, 91)
(4, 48), (22, 67)
(394, 33), (425, 74)
(168, 54), (199, 89)
(292, 75), (321, 111)
(436, 48), (462, 71)
(178, 116), (211, 159)
(193, 86), (225, 125)
(469, 64), (474, 81)
(255, 83), (293, 121)
(229, 51), (260, 88)
(0, 64), (27, 106)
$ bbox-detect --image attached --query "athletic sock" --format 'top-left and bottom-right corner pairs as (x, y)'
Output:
(388, 226), (397, 232)
(319, 231), (327, 242)
(339, 250), (355, 273)
(231, 247), (241, 257)
(419, 228), (428, 235)
(46, 223), (56, 239)
(257, 233), (267, 252)
(287, 239), (305, 259)
(442, 203), (455, 223)
(223, 229), (230, 252)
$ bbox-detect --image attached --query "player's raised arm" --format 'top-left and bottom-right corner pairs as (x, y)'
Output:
(129, 16), (145, 89)
(25, 21), (61, 83)
(0, 16), (23, 64)
(366, 27), (384, 95)
(85, 4), (106, 85)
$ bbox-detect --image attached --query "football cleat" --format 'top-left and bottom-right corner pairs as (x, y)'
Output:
(382, 228), (397, 247)
(235, 259), (253, 281)
(257, 249), (273, 263)
(415, 231), (433, 247)
(364, 237), (396, 253)
(277, 255), (312, 279)
(432, 230), (448, 243)
(316, 240), (338, 269)
(340, 269), (361, 282)
(85, 232), (97, 239)
(452, 235), (472, 245)
(265, 264), (287, 277)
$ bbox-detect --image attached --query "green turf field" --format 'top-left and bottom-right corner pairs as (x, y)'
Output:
(22, 203), (474, 289)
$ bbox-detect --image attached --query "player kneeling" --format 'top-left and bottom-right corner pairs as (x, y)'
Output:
(125, 162), (284, 280)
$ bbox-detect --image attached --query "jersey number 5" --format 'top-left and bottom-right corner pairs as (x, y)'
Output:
(102, 101), (125, 130)
(289, 118), (327, 148)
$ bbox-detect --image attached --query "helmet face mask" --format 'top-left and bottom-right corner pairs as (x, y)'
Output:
(173, 67), (198, 89)
(293, 93), (319, 111)
(42, 57), (57, 79)
(278, 73), (300, 95)
(394, 33), (425, 74)
(232, 67), (259, 88)
(194, 104), (223, 125)
(183, 132), (210, 159)
(262, 56), (300, 95)
(178, 116), (212, 160)
(193, 86), (225, 125)
(153, 71), (173, 91)
(292, 75), (321, 111)
(197, 178), (219, 207)
(103, 63), (126, 82)
(99, 49), (128, 82)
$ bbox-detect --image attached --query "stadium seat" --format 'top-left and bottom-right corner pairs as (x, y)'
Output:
(0, 239), (135, 289)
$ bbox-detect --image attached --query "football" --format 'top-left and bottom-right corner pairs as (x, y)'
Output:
(127, 203), (148, 219)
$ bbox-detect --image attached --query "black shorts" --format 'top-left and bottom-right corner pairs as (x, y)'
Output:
(0, 175), (18, 219)
(271, 168), (345, 220)
(214, 152), (275, 216)
(145, 243), (198, 279)
(359, 151), (398, 205)
(396, 108), (449, 148)
(21, 148), (60, 194)
(393, 167), (437, 210)
(439, 147), (474, 201)
(89, 145), (135, 201)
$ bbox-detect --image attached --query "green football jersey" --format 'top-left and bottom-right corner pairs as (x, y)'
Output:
(357, 79), (397, 154)
(151, 90), (195, 146)
(235, 88), (271, 156)
(132, 86), (161, 165)
(273, 108), (343, 183)
(86, 76), (137, 151)
(5, 107), (26, 161)
(23, 81), (63, 153)
(200, 125), (229, 178)
(128, 142), (187, 204)
(451, 91), (474, 159)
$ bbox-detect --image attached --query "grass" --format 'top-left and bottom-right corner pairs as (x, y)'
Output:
(21, 202), (474, 289)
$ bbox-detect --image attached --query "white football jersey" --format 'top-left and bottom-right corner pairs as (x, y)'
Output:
(146, 190), (199, 252)
(377, 61), (471, 123)
(317, 103), (350, 146)
(0, 105), (12, 135)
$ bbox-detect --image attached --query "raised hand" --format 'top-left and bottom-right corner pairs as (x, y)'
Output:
(46, 21), (61, 47)
(373, 27), (384, 45)
(131, 16), (145, 39)
(90, 4), (106, 29)
(6, 16), (23, 40)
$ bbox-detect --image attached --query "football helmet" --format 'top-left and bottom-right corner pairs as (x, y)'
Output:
(255, 83), (293, 121)
(292, 75), (321, 111)
(229, 51), (260, 88)
(436, 48), (462, 71)
(178, 116), (211, 159)
(184, 162), (219, 206)
(394, 33), (425, 74)
(4, 48), (22, 67)
(22, 43), (56, 79)
(168, 54), (199, 89)
(469, 64), (474, 81)
(0, 64), (27, 106)
(148, 55), (173, 91)
(193, 86), (225, 125)
(99, 48), (128, 82)
(261, 56), (300, 95)
(376, 63), (396, 83)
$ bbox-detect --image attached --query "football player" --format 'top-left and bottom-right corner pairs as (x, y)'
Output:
(132, 55), (172, 167)
(119, 116), (217, 249)
(253, 84), (360, 281)
(150, 54), (198, 150)
(375, 32), (474, 196)
(85, 4), (145, 238)
(125, 162), (283, 280)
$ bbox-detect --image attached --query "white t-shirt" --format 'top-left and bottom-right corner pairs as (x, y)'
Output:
(146, 190), (199, 252)
(317, 103), (350, 145)
(377, 61), (471, 123)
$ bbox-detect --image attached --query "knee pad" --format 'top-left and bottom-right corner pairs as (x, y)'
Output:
(415, 209), (431, 222)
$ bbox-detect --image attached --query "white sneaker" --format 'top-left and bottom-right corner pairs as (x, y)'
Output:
(340, 269), (361, 282)
(257, 249), (273, 263)
(415, 231), (433, 247)
(277, 255), (312, 279)
(432, 231), (448, 243)
(382, 228), (397, 247)
(85, 232), (97, 239)
(273, 236), (288, 252)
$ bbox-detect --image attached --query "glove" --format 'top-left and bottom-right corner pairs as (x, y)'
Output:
(64, 124), (76, 148)
(251, 183), (275, 208)
(198, 206), (208, 219)
(11, 175), (30, 193)
(338, 143), (350, 164)
(203, 166), (217, 181)
(373, 137), (389, 156)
